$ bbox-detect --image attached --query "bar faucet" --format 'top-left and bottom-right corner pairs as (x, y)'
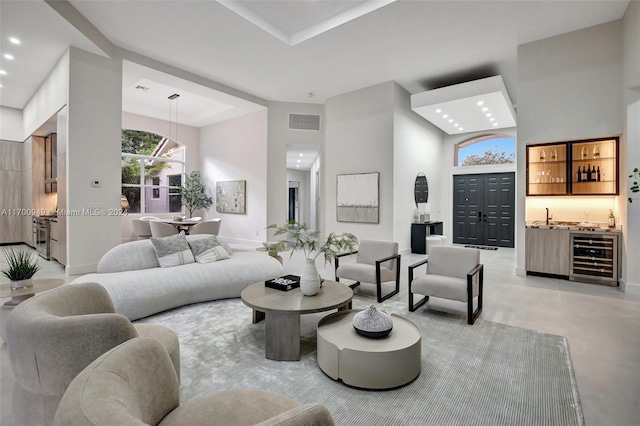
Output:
(545, 208), (550, 225)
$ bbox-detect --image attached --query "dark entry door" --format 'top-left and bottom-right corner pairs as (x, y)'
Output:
(453, 172), (515, 247)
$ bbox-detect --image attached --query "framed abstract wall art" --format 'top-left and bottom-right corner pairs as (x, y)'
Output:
(216, 180), (246, 214)
(336, 172), (379, 223)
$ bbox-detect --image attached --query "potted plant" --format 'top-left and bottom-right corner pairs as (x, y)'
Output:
(629, 167), (639, 203)
(267, 221), (358, 296)
(1, 247), (41, 290)
(179, 171), (214, 218)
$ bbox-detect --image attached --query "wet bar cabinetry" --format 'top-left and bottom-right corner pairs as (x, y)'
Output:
(526, 137), (618, 196)
(526, 142), (568, 196)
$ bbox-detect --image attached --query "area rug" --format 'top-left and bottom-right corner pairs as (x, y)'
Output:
(465, 245), (499, 250)
(137, 297), (583, 426)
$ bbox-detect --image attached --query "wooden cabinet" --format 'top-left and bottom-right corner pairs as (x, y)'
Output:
(527, 137), (618, 196)
(411, 222), (443, 254)
(525, 228), (570, 276)
(526, 143), (568, 195)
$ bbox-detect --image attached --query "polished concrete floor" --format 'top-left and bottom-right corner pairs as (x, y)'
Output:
(1, 244), (639, 425)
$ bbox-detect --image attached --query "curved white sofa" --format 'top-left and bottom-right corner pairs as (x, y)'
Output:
(70, 235), (283, 321)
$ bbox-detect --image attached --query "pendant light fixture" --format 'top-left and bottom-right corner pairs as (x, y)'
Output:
(168, 93), (180, 144)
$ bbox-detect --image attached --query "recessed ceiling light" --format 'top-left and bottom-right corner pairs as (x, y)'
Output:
(9, 37), (20, 45)
(448, 119), (453, 123)
(486, 113), (492, 117)
(3, 54), (14, 60)
(489, 118), (495, 122)
(454, 123), (459, 127)
(477, 101), (484, 106)
(459, 127), (464, 131)
(493, 123), (498, 126)
(443, 114), (448, 118)
(297, 159), (301, 163)
(435, 109), (442, 113)
(299, 153), (303, 157)
(482, 107), (488, 112)
(0, 84), (3, 88)
(0, 70), (6, 75)
(296, 165), (300, 168)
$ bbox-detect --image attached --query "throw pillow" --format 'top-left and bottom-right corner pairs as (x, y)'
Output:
(188, 236), (230, 264)
(150, 231), (195, 268)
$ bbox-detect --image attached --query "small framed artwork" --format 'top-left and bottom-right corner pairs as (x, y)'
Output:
(216, 180), (246, 214)
(336, 172), (379, 223)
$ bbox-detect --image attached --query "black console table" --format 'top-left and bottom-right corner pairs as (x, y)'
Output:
(411, 222), (443, 254)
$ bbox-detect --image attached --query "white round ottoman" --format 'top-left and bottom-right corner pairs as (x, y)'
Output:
(317, 310), (421, 389)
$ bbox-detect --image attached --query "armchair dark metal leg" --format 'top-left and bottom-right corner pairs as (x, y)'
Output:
(466, 265), (484, 325)
(408, 292), (428, 312)
(375, 256), (401, 303)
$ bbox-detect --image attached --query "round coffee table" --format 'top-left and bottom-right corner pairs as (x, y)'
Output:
(317, 310), (422, 389)
(0, 278), (65, 342)
(241, 280), (353, 361)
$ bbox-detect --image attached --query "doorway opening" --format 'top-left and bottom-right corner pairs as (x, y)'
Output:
(453, 172), (515, 247)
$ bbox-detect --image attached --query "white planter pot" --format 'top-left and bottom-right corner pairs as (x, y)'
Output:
(300, 259), (320, 296)
(10, 278), (33, 290)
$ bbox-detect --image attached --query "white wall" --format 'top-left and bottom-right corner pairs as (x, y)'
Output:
(621, 1), (640, 294)
(65, 47), (123, 274)
(267, 102), (324, 236)
(0, 107), (24, 142)
(517, 20), (624, 277)
(120, 112), (200, 242)
(200, 108), (268, 244)
(22, 50), (70, 139)
(324, 82), (395, 241)
(309, 155), (320, 231)
(393, 83), (444, 252)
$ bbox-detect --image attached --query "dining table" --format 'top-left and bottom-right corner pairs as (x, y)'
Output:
(157, 218), (201, 234)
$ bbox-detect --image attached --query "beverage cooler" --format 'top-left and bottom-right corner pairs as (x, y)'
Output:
(570, 233), (618, 286)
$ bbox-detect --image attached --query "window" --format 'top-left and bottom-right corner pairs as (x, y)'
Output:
(152, 177), (160, 199)
(121, 130), (185, 213)
(455, 135), (516, 167)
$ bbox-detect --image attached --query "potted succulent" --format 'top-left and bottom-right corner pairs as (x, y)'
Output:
(1, 247), (41, 290)
(267, 221), (358, 296)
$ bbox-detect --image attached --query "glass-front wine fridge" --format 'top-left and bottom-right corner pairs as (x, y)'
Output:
(570, 233), (618, 286)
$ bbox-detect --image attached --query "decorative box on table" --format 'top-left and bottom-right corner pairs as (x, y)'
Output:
(265, 275), (300, 291)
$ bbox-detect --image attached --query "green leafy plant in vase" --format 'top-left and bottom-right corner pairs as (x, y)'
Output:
(267, 221), (358, 296)
(629, 167), (639, 203)
(1, 247), (41, 290)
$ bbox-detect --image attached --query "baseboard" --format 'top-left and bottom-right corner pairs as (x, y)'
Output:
(620, 279), (640, 295)
(65, 263), (98, 276)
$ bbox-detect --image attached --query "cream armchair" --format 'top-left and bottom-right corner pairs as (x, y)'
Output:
(5, 283), (180, 426)
(54, 337), (335, 426)
(408, 245), (484, 325)
(334, 239), (401, 303)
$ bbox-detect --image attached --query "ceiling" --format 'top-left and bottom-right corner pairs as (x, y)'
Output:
(0, 0), (630, 133)
(286, 144), (321, 171)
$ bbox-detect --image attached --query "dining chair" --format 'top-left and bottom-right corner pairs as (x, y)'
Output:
(189, 218), (221, 236)
(139, 216), (159, 221)
(150, 221), (179, 238)
(132, 219), (152, 240)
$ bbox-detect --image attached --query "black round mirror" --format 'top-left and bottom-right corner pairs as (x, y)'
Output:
(414, 173), (429, 207)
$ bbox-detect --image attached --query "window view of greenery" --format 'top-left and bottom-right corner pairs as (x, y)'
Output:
(457, 136), (516, 166)
(121, 130), (184, 213)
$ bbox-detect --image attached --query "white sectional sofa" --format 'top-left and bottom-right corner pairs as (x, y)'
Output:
(70, 235), (283, 320)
